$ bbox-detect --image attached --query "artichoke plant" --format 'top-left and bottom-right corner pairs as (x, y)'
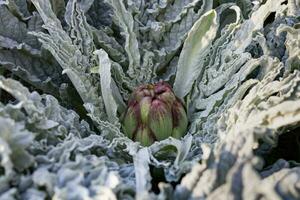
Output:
(1, 0), (300, 199)
(122, 81), (188, 146)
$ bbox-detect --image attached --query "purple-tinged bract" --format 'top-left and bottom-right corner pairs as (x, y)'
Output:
(122, 81), (188, 146)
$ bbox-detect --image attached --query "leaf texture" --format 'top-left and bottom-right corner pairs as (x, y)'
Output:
(174, 10), (218, 99)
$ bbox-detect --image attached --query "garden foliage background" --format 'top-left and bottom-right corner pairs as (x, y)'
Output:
(0, 0), (300, 199)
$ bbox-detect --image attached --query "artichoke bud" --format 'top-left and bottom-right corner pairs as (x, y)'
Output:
(122, 81), (188, 146)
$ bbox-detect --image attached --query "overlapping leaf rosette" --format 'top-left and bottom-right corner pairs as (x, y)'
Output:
(1, 0), (300, 199)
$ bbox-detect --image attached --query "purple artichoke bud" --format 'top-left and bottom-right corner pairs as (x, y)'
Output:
(122, 81), (188, 146)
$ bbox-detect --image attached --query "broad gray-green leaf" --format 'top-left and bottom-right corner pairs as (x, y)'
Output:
(94, 49), (123, 124)
(276, 23), (300, 72)
(149, 135), (193, 182)
(288, 0), (300, 16)
(49, 0), (66, 18)
(132, 147), (151, 198)
(173, 10), (218, 99)
(92, 27), (127, 67)
(0, 6), (65, 97)
(65, 0), (95, 59)
(176, 62), (300, 200)
(30, 0), (115, 131)
(0, 76), (136, 198)
(0, 117), (34, 172)
(234, 0), (287, 53)
(144, 0), (213, 81)
(4, 0), (31, 20)
(106, 0), (141, 81)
